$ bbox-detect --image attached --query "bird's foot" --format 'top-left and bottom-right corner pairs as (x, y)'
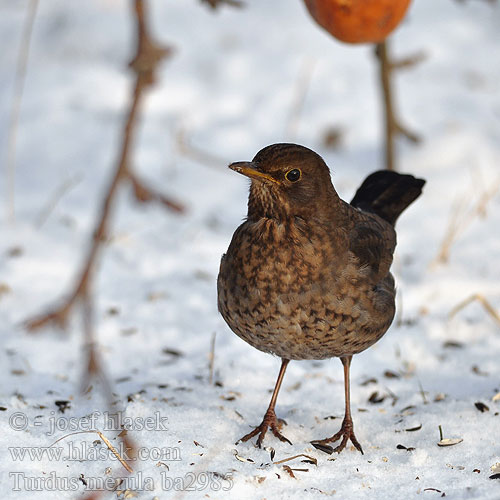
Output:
(236, 408), (292, 448)
(311, 417), (364, 455)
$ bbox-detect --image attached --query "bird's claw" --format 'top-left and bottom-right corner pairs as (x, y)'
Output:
(311, 417), (364, 455)
(236, 409), (292, 448)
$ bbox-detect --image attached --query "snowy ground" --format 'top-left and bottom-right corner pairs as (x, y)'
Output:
(1, 0), (500, 498)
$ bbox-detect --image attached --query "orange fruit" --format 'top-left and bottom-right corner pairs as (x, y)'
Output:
(304, 0), (412, 44)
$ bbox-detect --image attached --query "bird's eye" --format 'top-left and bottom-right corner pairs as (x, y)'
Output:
(285, 169), (301, 182)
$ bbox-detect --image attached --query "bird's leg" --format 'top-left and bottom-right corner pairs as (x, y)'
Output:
(311, 355), (364, 454)
(236, 358), (292, 448)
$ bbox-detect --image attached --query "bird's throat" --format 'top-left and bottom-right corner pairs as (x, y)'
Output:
(247, 182), (289, 221)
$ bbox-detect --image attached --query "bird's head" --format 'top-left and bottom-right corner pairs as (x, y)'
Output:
(229, 143), (339, 221)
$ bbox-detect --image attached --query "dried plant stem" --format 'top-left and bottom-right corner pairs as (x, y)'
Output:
(432, 179), (500, 266)
(5, 0), (39, 222)
(417, 378), (428, 404)
(273, 454), (317, 465)
(50, 430), (132, 473)
(176, 127), (230, 169)
(449, 293), (500, 328)
(201, 0), (245, 9)
(286, 57), (316, 138)
(208, 331), (216, 385)
(97, 431), (133, 473)
(81, 289), (113, 400)
(36, 174), (83, 228)
(375, 39), (424, 171)
(26, 0), (181, 332)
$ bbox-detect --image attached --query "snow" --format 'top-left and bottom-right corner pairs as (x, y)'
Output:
(1, 0), (500, 498)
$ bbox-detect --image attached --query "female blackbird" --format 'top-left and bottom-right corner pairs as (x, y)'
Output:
(217, 143), (424, 453)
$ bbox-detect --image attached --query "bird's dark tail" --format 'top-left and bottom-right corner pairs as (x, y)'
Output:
(350, 170), (425, 225)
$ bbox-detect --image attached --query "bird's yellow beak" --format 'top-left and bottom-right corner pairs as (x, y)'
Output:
(229, 162), (280, 185)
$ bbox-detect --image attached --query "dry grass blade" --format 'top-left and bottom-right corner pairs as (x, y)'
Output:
(36, 175), (83, 228)
(286, 57), (316, 139)
(5, 0), (39, 221)
(208, 331), (216, 385)
(390, 51), (427, 71)
(434, 197), (467, 265)
(432, 179), (500, 266)
(273, 454), (317, 465)
(449, 293), (500, 328)
(97, 431), (133, 473)
(201, 0), (245, 8)
(176, 126), (230, 169)
(49, 430), (132, 473)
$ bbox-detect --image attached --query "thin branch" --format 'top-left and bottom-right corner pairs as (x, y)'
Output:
(21, 3), (182, 499)
(26, 0), (179, 332)
(27, 2), (174, 493)
(395, 122), (420, 143)
(390, 51), (427, 71)
(128, 172), (185, 212)
(5, 0), (39, 222)
(375, 39), (423, 171)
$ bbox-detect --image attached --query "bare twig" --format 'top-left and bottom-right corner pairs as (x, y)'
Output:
(390, 52), (427, 71)
(128, 171), (185, 212)
(21, 3), (181, 497)
(200, 0), (245, 9)
(286, 58), (316, 138)
(5, 0), (39, 221)
(449, 294), (500, 328)
(375, 39), (423, 171)
(25, 5), (177, 484)
(176, 126), (230, 168)
(26, 0), (181, 332)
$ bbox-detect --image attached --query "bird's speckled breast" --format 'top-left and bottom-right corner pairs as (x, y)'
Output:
(217, 217), (395, 360)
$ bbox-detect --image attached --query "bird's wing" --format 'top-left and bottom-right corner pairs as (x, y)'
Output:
(348, 211), (396, 279)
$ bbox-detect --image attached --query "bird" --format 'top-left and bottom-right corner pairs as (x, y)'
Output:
(217, 143), (424, 454)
